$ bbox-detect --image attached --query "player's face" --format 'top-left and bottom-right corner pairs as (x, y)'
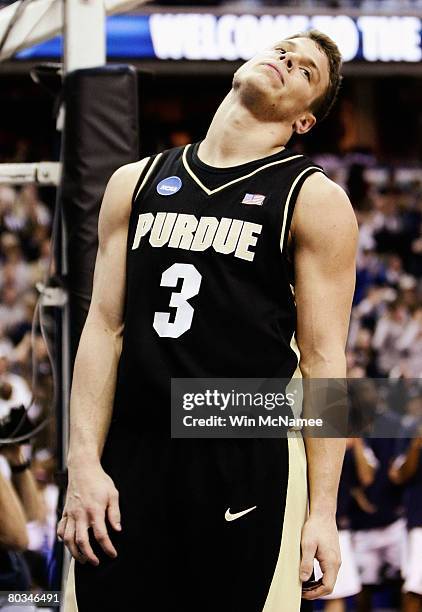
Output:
(233, 37), (330, 133)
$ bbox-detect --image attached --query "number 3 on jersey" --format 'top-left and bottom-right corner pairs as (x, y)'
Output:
(153, 263), (202, 338)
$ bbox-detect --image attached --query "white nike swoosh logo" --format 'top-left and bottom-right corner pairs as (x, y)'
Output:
(225, 506), (257, 522)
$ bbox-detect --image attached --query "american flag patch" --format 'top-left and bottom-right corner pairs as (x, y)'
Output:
(242, 193), (266, 206)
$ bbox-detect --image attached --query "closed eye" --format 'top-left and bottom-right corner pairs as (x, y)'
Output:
(301, 68), (311, 81)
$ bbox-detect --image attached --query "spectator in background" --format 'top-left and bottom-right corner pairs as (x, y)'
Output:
(0, 468), (29, 569)
(18, 185), (51, 227)
(0, 443), (45, 612)
(384, 254), (405, 289)
(354, 249), (387, 305)
(349, 286), (393, 342)
(26, 226), (51, 275)
(409, 220), (422, 278)
(372, 187), (406, 257)
(401, 394), (422, 433)
(389, 427), (422, 612)
(14, 186), (51, 266)
(5, 290), (37, 349)
(0, 186), (16, 228)
(317, 438), (374, 612)
(398, 275), (419, 311)
(372, 300), (408, 376)
(0, 468), (31, 607)
(351, 433), (405, 612)
(0, 347), (32, 421)
(347, 328), (374, 375)
(0, 181), (51, 296)
(1, 185), (50, 237)
(0, 284), (27, 334)
(395, 306), (422, 378)
(0, 233), (32, 296)
(342, 379), (405, 611)
(25, 449), (59, 591)
(0, 445), (45, 524)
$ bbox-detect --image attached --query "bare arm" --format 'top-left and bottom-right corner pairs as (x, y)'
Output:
(57, 159), (149, 566)
(12, 470), (45, 523)
(0, 472), (28, 551)
(291, 172), (358, 598)
(67, 161), (148, 465)
(352, 438), (376, 487)
(389, 436), (422, 485)
(1, 445), (45, 522)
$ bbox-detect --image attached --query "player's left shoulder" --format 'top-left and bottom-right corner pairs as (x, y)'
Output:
(298, 171), (354, 214)
(292, 171), (359, 243)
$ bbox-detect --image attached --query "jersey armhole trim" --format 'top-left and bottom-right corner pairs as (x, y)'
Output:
(279, 166), (324, 254)
(132, 153), (163, 205)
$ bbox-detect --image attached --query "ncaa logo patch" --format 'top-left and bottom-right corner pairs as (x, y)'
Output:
(242, 193), (266, 206)
(156, 176), (182, 196)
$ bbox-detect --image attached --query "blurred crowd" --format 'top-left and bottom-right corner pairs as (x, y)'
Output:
(324, 159), (422, 381)
(0, 142), (421, 611)
(0, 181), (56, 610)
(311, 152), (422, 611)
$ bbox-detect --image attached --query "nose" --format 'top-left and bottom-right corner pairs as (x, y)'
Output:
(279, 52), (295, 72)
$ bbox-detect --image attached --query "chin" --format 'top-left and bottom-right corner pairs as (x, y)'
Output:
(236, 71), (277, 113)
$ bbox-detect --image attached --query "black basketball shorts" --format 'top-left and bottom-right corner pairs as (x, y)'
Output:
(64, 426), (308, 612)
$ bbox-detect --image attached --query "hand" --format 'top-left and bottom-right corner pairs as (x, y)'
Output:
(412, 434), (422, 450)
(57, 462), (121, 566)
(300, 514), (341, 600)
(347, 437), (359, 449)
(0, 443), (26, 466)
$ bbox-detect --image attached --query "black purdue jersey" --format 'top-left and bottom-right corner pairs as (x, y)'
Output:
(68, 143), (323, 612)
(112, 142), (324, 426)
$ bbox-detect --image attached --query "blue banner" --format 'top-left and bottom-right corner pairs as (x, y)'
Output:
(16, 13), (422, 63)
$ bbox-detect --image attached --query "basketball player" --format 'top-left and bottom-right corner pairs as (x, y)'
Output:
(58, 30), (358, 611)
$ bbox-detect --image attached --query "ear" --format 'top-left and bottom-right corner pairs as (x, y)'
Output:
(293, 111), (316, 135)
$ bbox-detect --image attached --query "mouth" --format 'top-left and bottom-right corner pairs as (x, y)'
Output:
(262, 62), (284, 84)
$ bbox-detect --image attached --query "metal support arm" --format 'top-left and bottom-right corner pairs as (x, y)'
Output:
(0, 161), (61, 185)
(0, 0), (144, 62)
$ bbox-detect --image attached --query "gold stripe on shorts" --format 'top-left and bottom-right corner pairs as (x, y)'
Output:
(262, 431), (308, 612)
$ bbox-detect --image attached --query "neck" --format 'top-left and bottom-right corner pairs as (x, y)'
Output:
(198, 90), (293, 168)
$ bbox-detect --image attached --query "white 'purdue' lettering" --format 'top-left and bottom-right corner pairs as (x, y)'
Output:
(168, 214), (198, 249)
(235, 221), (262, 262)
(212, 218), (243, 255)
(131, 212), (262, 262)
(132, 212), (154, 250)
(190, 216), (219, 251)
(149, 212), (177, 247)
